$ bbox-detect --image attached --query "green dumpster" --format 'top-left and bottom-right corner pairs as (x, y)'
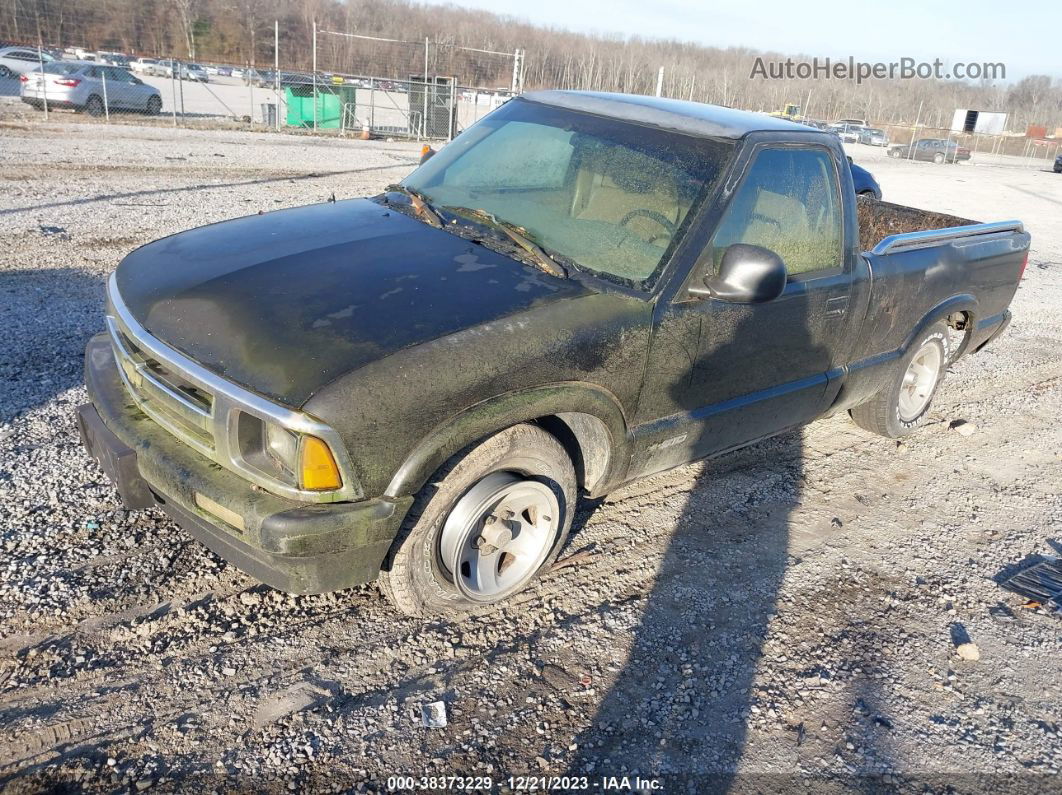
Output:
(285, 84), (356, 129)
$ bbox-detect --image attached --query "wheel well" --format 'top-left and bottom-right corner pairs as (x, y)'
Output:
(534, 412), (613, 496)
(946, 310), (973, 361)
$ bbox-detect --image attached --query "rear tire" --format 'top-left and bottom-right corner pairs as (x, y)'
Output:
(849, 321), (949, 438)
(933, 152), (945, 164)
(379, 424), (577, 617)
(85, 95), (104, 117)
(0, 65), (12, 79)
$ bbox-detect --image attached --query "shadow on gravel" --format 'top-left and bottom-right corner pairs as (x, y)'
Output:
(0, 267), (105, 423)
(0, 162), (417, 217)
(565, 269), (887, 789)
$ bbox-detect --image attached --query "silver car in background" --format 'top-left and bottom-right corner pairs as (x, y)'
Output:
(859, 127), (890, 146)
(0, 46), (54, 79)
(21, 61), (162, 116)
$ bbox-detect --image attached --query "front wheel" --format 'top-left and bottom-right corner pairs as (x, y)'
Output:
(849, 322), (949, 438)
(146, 95), (162, 116)
(379, 423), (577, 617)
(933, 152), (946, 164)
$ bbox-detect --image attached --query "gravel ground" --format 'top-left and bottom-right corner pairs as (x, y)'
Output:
(1, 116), (1060, 793)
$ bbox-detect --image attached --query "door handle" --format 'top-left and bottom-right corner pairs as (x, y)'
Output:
(825, 296), (849, 318)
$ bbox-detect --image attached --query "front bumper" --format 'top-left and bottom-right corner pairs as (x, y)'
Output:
(81, 333), (412, 593)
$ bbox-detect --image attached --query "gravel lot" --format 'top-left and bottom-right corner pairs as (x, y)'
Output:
(1, 115), (1060, 792)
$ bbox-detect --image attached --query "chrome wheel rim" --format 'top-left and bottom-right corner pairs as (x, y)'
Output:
(898, 342), (942, 422)
(439, 471), (560, 602)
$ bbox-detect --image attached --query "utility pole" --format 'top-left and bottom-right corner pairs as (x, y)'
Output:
(422, 37), (429, 140)
(274, 20), (280, 131)
(655, 66), (664, 97)
(312, 19), (317, 131)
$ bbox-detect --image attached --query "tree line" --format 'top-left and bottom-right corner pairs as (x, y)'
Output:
(2, 0), (1059, 131)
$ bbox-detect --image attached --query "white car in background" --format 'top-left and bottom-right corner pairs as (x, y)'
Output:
(0, 46), (54, 79)
(130, 57), (158, 74)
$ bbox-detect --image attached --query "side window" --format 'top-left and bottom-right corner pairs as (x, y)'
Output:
(106, 67), (134, 82)
(706, 147), (843, 277)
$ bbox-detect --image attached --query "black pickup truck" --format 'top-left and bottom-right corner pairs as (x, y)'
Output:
(79, 91), (1029, 616)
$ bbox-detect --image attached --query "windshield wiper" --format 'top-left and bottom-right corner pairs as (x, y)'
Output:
(440, 206), (568, 278)
(384, 183), (443, 228)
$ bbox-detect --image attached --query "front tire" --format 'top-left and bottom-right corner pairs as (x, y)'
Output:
(933, 152), (946, 164)
(849, 322), (949, 438)
(379, 423), (577, 617)
(146, 95), (162, 116)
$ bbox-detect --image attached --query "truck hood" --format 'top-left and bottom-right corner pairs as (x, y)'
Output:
(115, 198), (591, 406)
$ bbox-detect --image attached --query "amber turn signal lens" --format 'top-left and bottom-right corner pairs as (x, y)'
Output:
(299, 435), (342, 491)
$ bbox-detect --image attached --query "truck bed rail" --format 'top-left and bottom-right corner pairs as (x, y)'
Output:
(871, 220), (1026, 256)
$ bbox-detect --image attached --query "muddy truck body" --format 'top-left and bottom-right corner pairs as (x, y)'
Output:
(79, 91), (1030, 615)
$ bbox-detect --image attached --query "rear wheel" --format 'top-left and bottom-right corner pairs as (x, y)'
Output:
(933, 152), (946, 164)
(0, 65), (12, 79)
(379, 423), (577, 617)
(85, 95), (105, 117)
(146, 95), (162, 116)
(850, 321), (949, 438)
(888, 148), (900, 158)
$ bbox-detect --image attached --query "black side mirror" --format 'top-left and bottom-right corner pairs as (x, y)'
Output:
(690, 244), (788, 303)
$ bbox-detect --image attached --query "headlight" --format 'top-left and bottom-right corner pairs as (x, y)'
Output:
(265, 422), (298, 475)
(237, 413), (343, 492)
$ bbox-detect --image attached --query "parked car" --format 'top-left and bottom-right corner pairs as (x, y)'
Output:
(1054, 153), (1061, 173)
(832, 122), (865, 143)
(98, 52), (130, 67)
(0, 45), (54, 78)
(859, 127), (889, 146)
(130, 57), (158, 74)
(849, 159), (882, 199)
(79, 91), (1028, 616)
(889, 138), (971, 163)
(148, 58), (176, 78)
(180, 62), (208, 82)
(835, 117), (867, 127)
(21, 61), (162, 116)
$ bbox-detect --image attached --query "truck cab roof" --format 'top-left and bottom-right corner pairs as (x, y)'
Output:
(522, 90), (822, 140)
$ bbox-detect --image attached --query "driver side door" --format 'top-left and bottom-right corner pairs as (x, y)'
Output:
(630, 143), (856, 478)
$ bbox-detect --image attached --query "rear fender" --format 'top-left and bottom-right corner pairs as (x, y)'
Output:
(902, 293), (978, 360)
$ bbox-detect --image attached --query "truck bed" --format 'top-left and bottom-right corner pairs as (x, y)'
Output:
(857, 196), (976, 253)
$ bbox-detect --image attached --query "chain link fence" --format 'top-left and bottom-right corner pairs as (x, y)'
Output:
(0, 3), (522, 140)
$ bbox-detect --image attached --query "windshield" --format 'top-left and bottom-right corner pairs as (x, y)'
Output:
(403, 98), (733, 288)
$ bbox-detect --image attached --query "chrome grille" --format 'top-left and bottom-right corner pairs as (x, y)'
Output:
(107, 315), (216, 454)
(104, 273), (361, 503)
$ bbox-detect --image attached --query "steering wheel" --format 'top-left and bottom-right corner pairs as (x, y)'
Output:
(619, 208), (677, 245)
(750, 212), (782, 231)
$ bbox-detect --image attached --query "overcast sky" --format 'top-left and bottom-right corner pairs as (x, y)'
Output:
(439, 0), (1053, 82)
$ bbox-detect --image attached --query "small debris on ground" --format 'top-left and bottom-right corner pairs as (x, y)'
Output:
(956, 642), (981, 661)
(949, 419), (978, 436)
(421, 701), (447, 728)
